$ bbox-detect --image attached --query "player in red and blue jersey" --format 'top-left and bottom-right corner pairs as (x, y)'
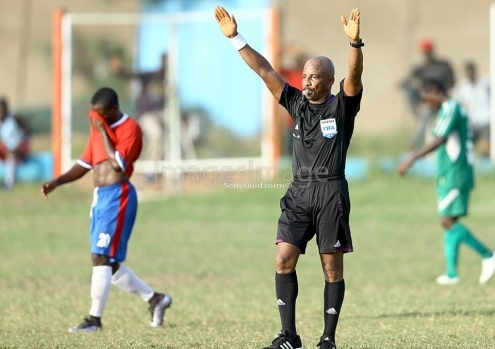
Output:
(41, 87), (172, 333)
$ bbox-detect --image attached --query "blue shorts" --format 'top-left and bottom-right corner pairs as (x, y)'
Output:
(89, 181), (137, 262)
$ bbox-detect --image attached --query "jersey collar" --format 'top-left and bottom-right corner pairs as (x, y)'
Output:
(110, 114), (129, 129)
(310, 95), (335, 106)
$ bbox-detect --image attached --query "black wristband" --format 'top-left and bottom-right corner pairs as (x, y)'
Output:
(350, 39), (364, 48)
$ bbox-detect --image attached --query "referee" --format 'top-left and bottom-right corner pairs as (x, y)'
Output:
(214, 6), (364, 349)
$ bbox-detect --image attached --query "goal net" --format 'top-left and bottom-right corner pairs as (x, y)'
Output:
(52, 9), (281, 189)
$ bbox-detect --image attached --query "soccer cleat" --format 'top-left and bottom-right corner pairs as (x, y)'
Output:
(435, 274), (460, 285)
(479, 251), (495, 284)
(149, 293), (172, 327)
(262, 329), (303, 349)
(316, 336), (336, 349)
(68, 316), (102, 333)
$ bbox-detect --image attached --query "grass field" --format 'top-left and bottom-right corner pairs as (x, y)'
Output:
(2, 171), (495, 349)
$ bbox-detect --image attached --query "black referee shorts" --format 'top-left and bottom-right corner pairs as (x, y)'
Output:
(276, 178), (353, 254)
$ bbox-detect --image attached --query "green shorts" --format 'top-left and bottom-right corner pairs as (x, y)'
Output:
(436, 187), (470, 217)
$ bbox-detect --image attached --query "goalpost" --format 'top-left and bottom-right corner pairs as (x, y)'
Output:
(52, 9), (281, 188)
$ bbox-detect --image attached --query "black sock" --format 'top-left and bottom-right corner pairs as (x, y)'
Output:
(323, 279), (345, 343)
(275, 271), (298, 338)
(88, 315), (101, 325)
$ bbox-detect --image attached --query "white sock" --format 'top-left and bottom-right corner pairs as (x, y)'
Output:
(4, 155), (15, 189)
(111, 264), (155, 302)
(89, 265), (112, 318)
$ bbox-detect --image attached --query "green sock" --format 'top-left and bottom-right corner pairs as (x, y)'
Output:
(452, 222), (492, 258)
(444, 229), (460, 278)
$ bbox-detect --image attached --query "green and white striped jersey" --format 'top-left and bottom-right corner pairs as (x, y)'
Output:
(433, 99), (474, 190)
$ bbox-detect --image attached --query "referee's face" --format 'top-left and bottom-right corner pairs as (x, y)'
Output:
(302, 61), (334, 103)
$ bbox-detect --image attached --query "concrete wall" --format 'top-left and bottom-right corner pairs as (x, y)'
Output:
(273, 0), (493, 134)
(0, 0), (139, 108)
(0, 0), (492, 136)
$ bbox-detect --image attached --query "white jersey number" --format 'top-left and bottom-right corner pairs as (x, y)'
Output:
(96, 233), (111, 248)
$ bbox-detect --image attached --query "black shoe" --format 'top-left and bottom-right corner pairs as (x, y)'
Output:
(316, 336), (336, 349)
(148, 292), (172, 327)
(68, 316), (102, 333)
(263, 330), (303, 349)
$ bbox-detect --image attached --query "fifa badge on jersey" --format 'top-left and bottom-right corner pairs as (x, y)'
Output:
(320, 118), (337, 139)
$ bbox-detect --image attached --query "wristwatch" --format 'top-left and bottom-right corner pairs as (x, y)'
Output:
(350, 39), (364, 48)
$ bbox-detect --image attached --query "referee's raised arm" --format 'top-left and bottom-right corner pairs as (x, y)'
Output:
(341, 8), (364, 96)
(214, 5), (286, 101)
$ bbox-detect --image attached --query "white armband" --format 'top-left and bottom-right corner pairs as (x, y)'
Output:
(229, 33), (247, 51)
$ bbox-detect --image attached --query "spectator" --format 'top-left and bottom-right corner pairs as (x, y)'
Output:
(0, 98), (30, 190)
(110, 53), (167, 161)
(454, 61), (491, 158)
(400, 39), (455, 150)
(110, 53), (200, 162)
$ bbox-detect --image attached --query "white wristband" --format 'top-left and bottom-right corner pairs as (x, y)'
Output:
(229, 33), (247, 51)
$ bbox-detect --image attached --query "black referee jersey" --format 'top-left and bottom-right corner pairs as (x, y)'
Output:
(279, 79), (362, 181)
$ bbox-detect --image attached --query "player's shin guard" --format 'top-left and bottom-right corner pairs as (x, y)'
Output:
(89, 266), (112, 318)
(275, 271), (298, 338)
(323, 279), (345, 343)
(111, 264), (154, 301)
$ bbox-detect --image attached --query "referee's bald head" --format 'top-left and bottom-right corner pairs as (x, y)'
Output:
(305, 56), (335, 78)
(302, 56), (336, 102)
(91, 87), (119, 110)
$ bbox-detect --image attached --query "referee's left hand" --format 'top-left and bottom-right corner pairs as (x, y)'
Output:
(341, 8), (360, 42)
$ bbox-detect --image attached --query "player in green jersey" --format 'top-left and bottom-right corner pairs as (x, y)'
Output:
(398, 79), (495, 285)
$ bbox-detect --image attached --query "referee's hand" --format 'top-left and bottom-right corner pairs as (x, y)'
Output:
(341, 8), (360, 42)
(214, 5), (238, 39)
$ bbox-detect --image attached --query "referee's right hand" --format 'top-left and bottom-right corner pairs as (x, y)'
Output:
(214, 5), (238, 39)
